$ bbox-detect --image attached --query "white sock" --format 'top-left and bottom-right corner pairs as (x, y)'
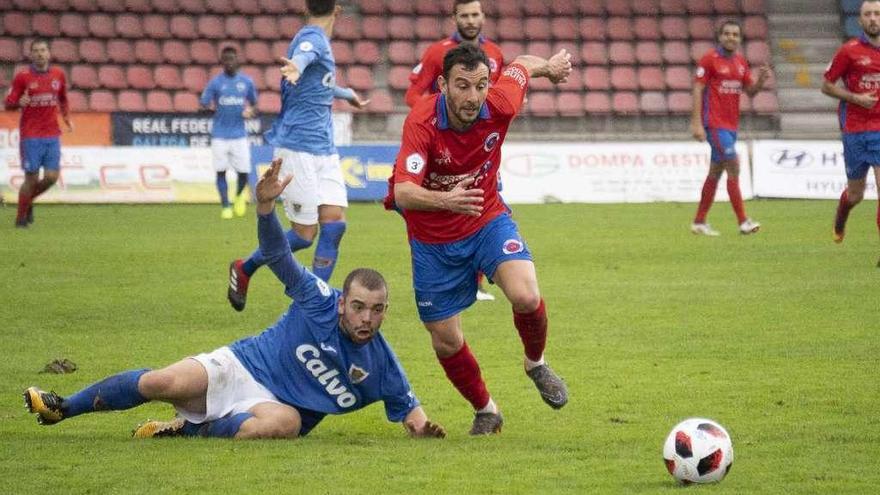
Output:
(524, 355), (545, 371)
(477, 398), (497, 415)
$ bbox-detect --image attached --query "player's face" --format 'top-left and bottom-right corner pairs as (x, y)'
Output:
(30, 43), (50, 68)
(439, 63), (490, 129)
(221, 51), (239, 74)
(338, 281), (388, 345)
(718, 25), (742, 52)
(453, 2), (485, 42)
(860, 1), (880, 38)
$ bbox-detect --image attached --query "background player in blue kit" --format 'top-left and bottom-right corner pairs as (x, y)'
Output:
(200, 46), (258, 219)
(228, 0), (370, 309)
(24, 159), (446, 440)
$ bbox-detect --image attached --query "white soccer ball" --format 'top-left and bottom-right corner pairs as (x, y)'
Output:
(662, 418), (734, 484)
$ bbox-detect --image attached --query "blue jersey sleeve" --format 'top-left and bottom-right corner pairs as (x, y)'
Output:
(288, 32), (323, 72)
(199, 78), (217, 108)
(247, 78), (258, 106)
(379, 344), (420, 422)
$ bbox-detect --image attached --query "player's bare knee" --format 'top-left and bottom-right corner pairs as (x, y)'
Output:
(849, 189), (865, 203)
(237, 417), (300, 439)
(137, 370), (175, 398)
(510, 292), (541, 313)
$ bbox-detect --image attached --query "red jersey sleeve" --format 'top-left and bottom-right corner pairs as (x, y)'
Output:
(4, 72), (27, 110)
(824, 45), (850, 83)
(406, 45), (443, 108)
(392, 115), (433, 186)
(695, 53), (713, 84)
(487, 63), (529, 119)
(742, 60), (754, 87)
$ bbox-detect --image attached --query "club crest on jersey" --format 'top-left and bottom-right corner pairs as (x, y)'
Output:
(348, 363), (369, 384)
(299, 41), (314, 52)
(236, 82), (246, 92)
(406, 153), (426, 174)
(858, 56), (872, 66)
(502, 239), (524, 255)
(484, 132), (500, 152)
(51, 80), (60, 90)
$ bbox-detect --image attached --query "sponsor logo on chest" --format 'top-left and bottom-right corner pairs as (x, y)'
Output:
(295, 344), (358, 408)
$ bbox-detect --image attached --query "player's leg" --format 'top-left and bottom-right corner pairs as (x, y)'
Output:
(692, 129), (725, 236)
(311, 153), (349, 282)
(212, 139), (233, 218)
(26, 138), (61, 224)
(835, 133), (871, 243)
(721, 155), (759, 235)
(233, 402), (302, 439)
(15, 139), (42, 227)
(231, 138), (250, 217)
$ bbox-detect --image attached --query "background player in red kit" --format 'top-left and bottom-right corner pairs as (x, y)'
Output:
(4, 38), (72, 228)
(690, 21), (770, 237)
(388, 44), (571, 435)
(822, 0), (880, 266)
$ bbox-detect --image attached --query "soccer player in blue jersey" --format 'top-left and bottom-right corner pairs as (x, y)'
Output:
(200, 46), (258, 219)
(23, 160), (446, 440)
(227, 0), (369, 309)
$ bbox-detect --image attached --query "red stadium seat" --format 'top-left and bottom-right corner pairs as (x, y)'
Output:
(584, 67), (610, 91)
(67, 0), (98, 12)
(146, 90), (173, 112)
(530, 75), (554, 91)
(232, 0), (260, 14)
(360, 16), (386, 40)
(524, 0), (551, 16)
(283, 0), (306, 14)
(106, 40), (134, 64)
(257, 91), (280, 113)
(662, 41), (690, 64)
(366, 89), (394, 113)
(578, 0), (604, 15)
(688, 17), (715, 40)
(739, 93), (752, 113)
(50, 39), (78, 63)
(32, 13), (61, 37)
(358, 0), (384, 15)
(660, 17), (688, 40)
(198, 16), (225, 39)
(88, 14), (116, 37)
(579, 18), (607, 41)
(332, 40), (354, 65)
(253, 16), (280, 40)
(0, 39), (22, 62)
(182, 66), (208, 92)
(497, 17), (523, 41)
(162, 40), (192, 64)
(95, 0), (124, 12)
(173, 91), (200, 112)
(667, 91), (692, 113)
(124, 0), (152, 13)
(557, 92), (584, 116)
(416, 0), (443, 15)
(610, 66), (637, 91)
(686, 0), (713, 15)
(278, 18), (302, 39)
(240, 65), (266, 90)
(741, 0), (766, 15)
(608, 42), (635, 64)
(481, 21), (497, 41)
(752, 91), (778, 114)
(244, 41), (273, 64)
(388, 41), (416, 65)
(353, 41), (381, 65)
(260, 0), (286, 14)
(743, 16), (769, 40)
(665, 65), (693, 90)
(524, 18), (552, 41)
(60, 14), (89, 37)
(551, 18), (578, 41)
(386, 1), (413, 15)
(607, 17), (633, 41)
(580, 42), (608, 65)
(612, 92), (639, 114)
(528, 92), (556, 116)
(605, 0), (631, 15)
(690, 41), (714, 62)
(170, 16), (198, 40)
(746, 41), (771, 65)
(134, 40), (162, 64)
(585, 92), (611, 113)
(334, 16), (360, 41)
(226, 16), (253, 39)
(98, 65), (126, 89)
(640, 92), (667, 114)
(635, 42), (662, 65)
(154, 65), (183, 90)
(41, 0), (70, 11)
(632, 0), (660, 15)
(638, 66), (665, 90)
(67, 90), (88, 111)
(660, 0), (687, 14)
(713, 0), (740, 14)
(551, 0), (578, 15)
(190, 40), (217, 64)
(415, 17), (444, 40)
(345, 66), (374, 92)
(78, 39), (107, 63)
(387, 16), (416, 40)
(264, 67), (281, 92)
(526, 41), (553, 59)
(496, 2), (522, 16)
(388, 66), (412, 91)
(555, 42), (581, 64)
(71, 65), (99, 89)
(118, 90), (146, 111)
(126, 66), (155, 90)
(272, 41), (290, 60)
(499, 42), (524, 63)
(151, 0), (177, 13)
(1, 12), (31, 37)
(143, 15), (171, 39)
(115, 14), (143, 39)
(179, 0), (207, 14)
(633, 17), (661, 41)
(88, 90), (116, 111)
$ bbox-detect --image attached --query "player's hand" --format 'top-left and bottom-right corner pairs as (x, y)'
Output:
(441, 176), (484, 216)
(851, 92), (879, 109)
(546, 49), (573, 84)
(63, 116), (74, 132)
(417, 421), (446, 439)
(255, 158), (292, 213)
(279, 57), (302, 86)
(242, 107), (255, 119)
(756, 64), (772, 82)
(690, 123), (706, 142)
(19, 90), (30, 107)
(347, 90), (370, 110)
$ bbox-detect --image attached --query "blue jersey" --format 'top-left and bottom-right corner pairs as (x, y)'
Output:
(199, 72), (257, 139)
(229, 213), (420, 422)
(265, 25), (338, 155)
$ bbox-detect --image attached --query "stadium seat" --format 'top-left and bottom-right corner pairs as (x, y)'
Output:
(660, 17), (688, 40)
(50, 39), (78, 63)
(151, 0), (177, 13)
(665, 65), (692, 90)
(60, 13), (89, 37)
(244, 41), (273, 64)
(495, 2), (522, 16)
(636, 42), (662, 65)
(638, 66), (665, 90)
(585, 92), (611, 113)
(32, 13), (61, 37)
(640, 91), (668, 114)
(416, 0), (443, 15)
(96, 0), (125, 12)
(170, 16), (198, 40)
(117, 90), (146, 111)
(116, 14), (143, 39)
(162, 40), (192, 64)
(88, 14), (116, 37)
(257, 91), (280, 113)
(154, 65), (183, 90)
(143, 15), (171, 39)
(743, 16), (769, 40)
(662, 41), (690, 64)
(530, 75), (554, 91)
(40, 0), (69, 11)
(612, 92), (639, 114)
(190, 40), (217, 64)
(332, 40), (354, 65)
(633, 17), (661, 41)
(252, 16), (280, 40)
(76, 39), (107, 64)
(182, 66), (208, 92)
(632, 0), (661, 15)
(358, 0), (385, 15)
(713, 0), (740, 14)
(67, 89), (89, 111)
(334, 16), (359, 41)
(241, 65), (266, 90)
(686, 0), (713, 15)
(551, 18), (579, 41)
(278, 18), (303, 39)
(688, 17), (715, 40)
(126, 66), (155, 90)
(690, 41), (714, 62)
(580, 42), (608, 65)
(179, 0), (207, 14)
(133, 42), (163, 67)
(388, 66), (412, 91)
(752, 91), (778, 114)
(272, 41), (290, 60)
(360, 16), (386, 40)
(610, 66), (638, 91)
(607, 17), (634, 41)
(526, 41), (553, 59)
(524, 0), (551, 16)
(481, 21), (498, 41)
(71, 65), (99, 89)
(386, 1), (413, 15)
(198, 16), (225, 39)
(608, 42), (635, 64)
(388, 41), (416, 65)
(741, 0), (766, 14)
(106, 39), (134, 64)
(124, 0), (152, 13)
(579, 18), (607, 41)
(605, 0), (632, 16)
(528, 92), (556, 116)
(584, 67), (611, 91)
(226, 16), (253, 39)
(0, 39), (22, 62)
(353, 40), (381, 65)
(739, 93), (752, 113)
(366, 90), (394, 113)
(499, 41), (525, 62)
(415, 17), (444, 40)
(555, 42), (581, 64)
(88, 90), (116, 111)
(346, 66), (375, 91)
(3, 13), (31, 37)
(524, 18), (552, 41)
(557, 92), (584, 116)
(232, 0), (261, 15)
(563, 67), (583, 89)
(282, 0), (305, 14)
(746, 41), (771, 65)
(146, 90), (174, 112)
(667, 91), (692, 113)
(660, 0), (687, 14)
(497, 18), (523, 41)
(551, 0), (578, 15)
(578, 0), (604, 16)
(264, 67), (281, 91)
(173, 91), (200, 112)
(259, 0), (287, 14)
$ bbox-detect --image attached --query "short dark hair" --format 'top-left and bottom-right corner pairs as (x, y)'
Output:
(717, 19), (742, 37)
(220, 46), (238, 56)
(442, 43), (490, 80)
(452, 0), (481, 14)
(30, 38), (50, 50)
(343, 268), (387, 295)
(307, 0), (335, 16)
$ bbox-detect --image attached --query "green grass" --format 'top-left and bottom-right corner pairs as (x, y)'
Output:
(1, 201), (878, 494)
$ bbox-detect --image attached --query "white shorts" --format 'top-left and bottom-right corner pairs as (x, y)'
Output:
(176, 346), (281, 424)
(212, 137), (251, 174)
(275, 147), (348, 225)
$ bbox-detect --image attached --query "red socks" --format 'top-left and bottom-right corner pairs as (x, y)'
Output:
(727, 177), (747, 224)
(835, 190), (853, 234)
(694, 176), (719, 224)
(513, 299), (547, 362)
(437, 342), (490, 410)
(31, 179), (53, 199)
(16, 189), (32, 223)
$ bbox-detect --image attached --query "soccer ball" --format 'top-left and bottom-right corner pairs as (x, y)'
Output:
(662, 418), (734, 484)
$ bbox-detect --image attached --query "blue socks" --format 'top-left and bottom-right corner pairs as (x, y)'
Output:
(62, 369), (149, 418)
(312, 221), (346, 282)
(216, 172), (229, 207)
(243, 229), (313, 277)
(181, 412), (254, 438)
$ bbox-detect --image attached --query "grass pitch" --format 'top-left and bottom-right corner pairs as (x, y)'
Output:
(1, 201), (878, 494)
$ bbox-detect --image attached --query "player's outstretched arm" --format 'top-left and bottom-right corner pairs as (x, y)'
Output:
(332, 86), (370, 109)
(821, 80), (879, 109)
(511, 49), (572, 84)
(745, 65), (772, 97)
(402, 406), (446, 439)
(394, 178), (484, 216)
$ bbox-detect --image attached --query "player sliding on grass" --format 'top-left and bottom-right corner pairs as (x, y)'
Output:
(24, 159), (445, 440)
(385, 44), (571, 435)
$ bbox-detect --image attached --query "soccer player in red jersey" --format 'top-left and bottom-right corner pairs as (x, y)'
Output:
(386, 44), (571, 435)
(822, 0), (880, 266)
(690, 21), (770, 237)
(404, 0), (505, 108)
(4, 39), (72, 228)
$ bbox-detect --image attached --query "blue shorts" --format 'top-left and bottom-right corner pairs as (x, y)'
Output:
(410, 213), (532, 322)
(706, 128), (738, 163)
(20, 137), (61, 173)
(842, 132), (880, 180)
